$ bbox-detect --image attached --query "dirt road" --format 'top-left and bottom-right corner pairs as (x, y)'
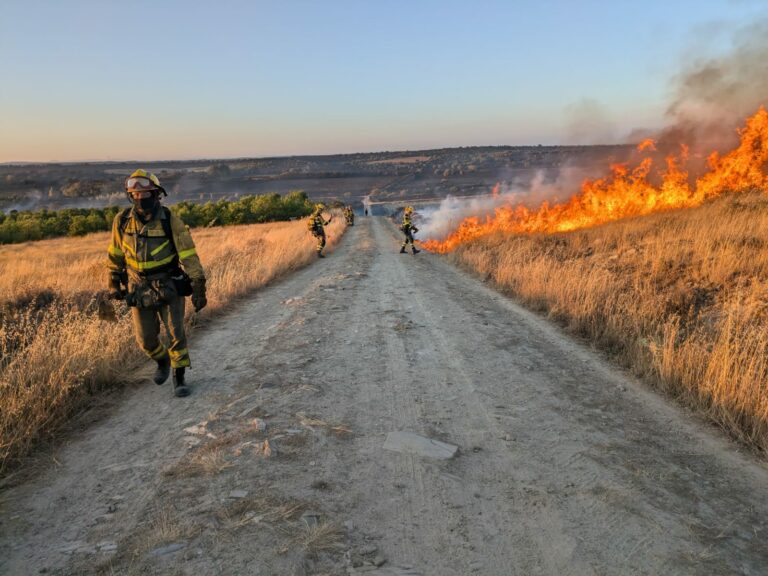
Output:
(2, 216), (768, 575)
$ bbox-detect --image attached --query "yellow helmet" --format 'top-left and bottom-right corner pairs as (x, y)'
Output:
(404, 206), (414, 214)
(314, 203), (325, 212)
(126, 169), (164, 194)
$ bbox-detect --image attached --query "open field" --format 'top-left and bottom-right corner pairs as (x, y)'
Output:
(3, 217), (768, 575)
(449, 190), (768, 452)
(0, 215), (346, 473)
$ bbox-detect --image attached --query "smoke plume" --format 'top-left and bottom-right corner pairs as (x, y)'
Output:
(418, 164), (598, 240)
(422, 18), (768, 243)
(658, 19), (768, 155)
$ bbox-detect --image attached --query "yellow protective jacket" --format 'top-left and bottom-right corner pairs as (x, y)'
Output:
(107, 207), (205, 280)
(308, 213), (328, 234)
(401, 215), (417, 233)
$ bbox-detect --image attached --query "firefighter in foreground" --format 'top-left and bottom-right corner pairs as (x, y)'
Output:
(344, 205), (355, 226)
(107, 170), (207, 397)
(399, 206), (421, 254)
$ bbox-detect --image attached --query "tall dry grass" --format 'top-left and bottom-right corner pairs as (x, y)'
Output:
(450, 191), (768, 451)
(0, 215), (346, 473)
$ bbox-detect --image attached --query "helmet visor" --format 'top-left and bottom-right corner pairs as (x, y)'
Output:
(129, 189), (154, 199)
(126, 176), (157, 192)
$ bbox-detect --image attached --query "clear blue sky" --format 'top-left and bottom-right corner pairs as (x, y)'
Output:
(1, 0), (765, 162)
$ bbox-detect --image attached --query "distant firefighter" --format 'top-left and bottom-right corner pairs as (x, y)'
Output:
(344, 205), (355, 226)
(399, 206), (420, 254)
(308, 203), (333, 258)
(106, 169), (207, 398)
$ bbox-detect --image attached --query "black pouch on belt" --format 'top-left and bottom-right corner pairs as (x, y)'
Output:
(170, 268), (193, 297)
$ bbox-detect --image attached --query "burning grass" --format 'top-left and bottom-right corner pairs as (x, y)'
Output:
(0, 215), (346, 474)
(450, 191), (768, 452)
(425, 107), (768, 252)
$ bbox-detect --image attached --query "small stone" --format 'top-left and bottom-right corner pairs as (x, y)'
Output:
(383, 431), (458, 460)
(260, 379), (278, 389)
(359, 544), (378, 555)
(250, 418), (267, 432)
(344, 520), (354, 531)
(96, 541), (118, 553)
(228, 490), (248, 499)
(183, 436), (201, 447)
(373, 554), (386, 567)
(183, 422), (207, 435)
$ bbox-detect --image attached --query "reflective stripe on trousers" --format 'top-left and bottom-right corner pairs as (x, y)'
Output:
(131, 294), (190, 368)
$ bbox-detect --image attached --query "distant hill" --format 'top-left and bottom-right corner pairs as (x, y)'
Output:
(0, 145), (632, 213)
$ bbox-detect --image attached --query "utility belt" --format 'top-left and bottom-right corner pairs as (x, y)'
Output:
(126, 265), (193, 309)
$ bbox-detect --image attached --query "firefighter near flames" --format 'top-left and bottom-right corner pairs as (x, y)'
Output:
(399, 206), (420, 254)
(106, 169), (207, 398)
(308, 203), (333, 258)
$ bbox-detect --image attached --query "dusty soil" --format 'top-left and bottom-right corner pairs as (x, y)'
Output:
(2, 217), (768, 575)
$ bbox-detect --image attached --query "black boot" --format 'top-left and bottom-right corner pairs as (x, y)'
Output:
(317, 252), (325, 258)
(412, 247), (421, 254)
(399, 246), (406, 254)
(153, 356), (170, 385)
(173, 368), (190, 397)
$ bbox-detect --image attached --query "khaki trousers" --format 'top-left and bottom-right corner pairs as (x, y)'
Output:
(131, 295), (190, 368)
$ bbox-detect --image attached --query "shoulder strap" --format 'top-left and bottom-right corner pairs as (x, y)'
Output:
(118, 207), (132, 235)
(160, 207), (180, 262)
(160, 207), (175, 246)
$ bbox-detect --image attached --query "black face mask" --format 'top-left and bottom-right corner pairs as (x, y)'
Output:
(134, 195), (159, 214)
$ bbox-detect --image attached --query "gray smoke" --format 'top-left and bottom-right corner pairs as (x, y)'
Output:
(563, 99), (617, 145)
(657, 19), (768, 155)
(418, 164), (597, 240)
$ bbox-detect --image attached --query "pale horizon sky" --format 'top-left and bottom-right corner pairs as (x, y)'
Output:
(1, 0), (766, 163)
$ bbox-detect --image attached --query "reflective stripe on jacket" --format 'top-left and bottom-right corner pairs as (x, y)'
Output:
(309, 213), (327, 234)
(107, 207), (205, 280)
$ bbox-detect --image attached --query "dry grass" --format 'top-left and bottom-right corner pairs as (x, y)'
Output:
(295, 522), (345, 555)
(450, 191), (768, 451)
(215, 495), (308, 531)
(0, 215), (346, 473)
(296, 412), (353, 437)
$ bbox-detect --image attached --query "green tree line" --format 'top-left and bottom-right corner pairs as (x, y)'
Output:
(0, 191), (315, 245)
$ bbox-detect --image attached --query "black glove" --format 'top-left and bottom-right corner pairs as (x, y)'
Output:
(191, 278), (207, 312)
(108, 271), (126, 300)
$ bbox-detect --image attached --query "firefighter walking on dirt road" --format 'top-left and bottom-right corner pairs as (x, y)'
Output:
(308, 203), (333, 258)
(400, 206), (420, 254)
(106, 169), (207, 398)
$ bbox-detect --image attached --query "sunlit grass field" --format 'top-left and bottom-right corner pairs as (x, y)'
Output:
(450, 191), (768, 452)
(0, 215), (346, 473)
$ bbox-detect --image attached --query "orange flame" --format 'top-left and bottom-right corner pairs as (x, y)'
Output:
(637, 138), (657, 152)
(424, 107), (768, 253)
